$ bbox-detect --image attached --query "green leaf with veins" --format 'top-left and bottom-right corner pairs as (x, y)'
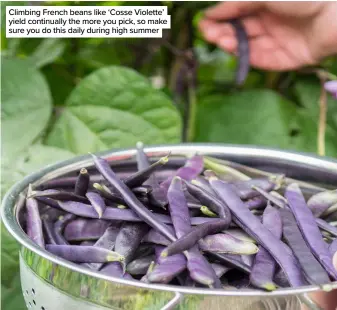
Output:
(1, 58), (52, 158)
(195, 89), (298, 149)
(46, 66), (182, 154)
(1, 144), (75, 195)
(195, 88), (337, 156)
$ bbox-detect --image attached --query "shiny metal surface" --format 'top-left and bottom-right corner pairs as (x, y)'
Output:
(2, 144), (337, 310)
(20, 254), (110, 310)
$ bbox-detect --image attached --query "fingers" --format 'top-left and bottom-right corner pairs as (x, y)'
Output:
(215, 33), (277, 57)
(199, 17), (265, 43)
(214, 34), (300, 71)
(204, 1), (263, 20)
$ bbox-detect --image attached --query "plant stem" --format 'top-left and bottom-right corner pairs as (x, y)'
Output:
(318, 77), (327, 156)
(186, 70), (197, 142)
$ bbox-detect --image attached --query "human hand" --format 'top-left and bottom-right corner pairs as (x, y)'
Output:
(199, 1), (337, 71)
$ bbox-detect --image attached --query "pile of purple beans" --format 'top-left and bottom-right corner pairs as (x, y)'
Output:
(23, 143), (337, 291)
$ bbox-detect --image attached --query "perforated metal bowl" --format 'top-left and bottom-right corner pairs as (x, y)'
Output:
(2, 144), (337, 310)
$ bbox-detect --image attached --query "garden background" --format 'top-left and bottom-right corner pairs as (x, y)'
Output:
(2, 1), (337, 309)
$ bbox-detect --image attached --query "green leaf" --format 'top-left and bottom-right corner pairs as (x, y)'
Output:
(1, 225), (21, 288)
(1, 58), (52, 158)
(29, 38), (66, 68)
(21, 144), (75, 174)
(46, 66), (182, 154)
(195, 88), (337, 156)
(195, 89), (300, 150)
(1, 144), (75, 195)
(77, 40), (134, 70)
(1, 253), (26, 310)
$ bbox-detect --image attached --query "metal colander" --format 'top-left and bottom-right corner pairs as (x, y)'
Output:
(3, 144), (337, 310)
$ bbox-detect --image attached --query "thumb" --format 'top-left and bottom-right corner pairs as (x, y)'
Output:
(204, 1), (263, 20)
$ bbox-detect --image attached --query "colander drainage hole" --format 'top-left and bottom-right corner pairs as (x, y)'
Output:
(32, 288), (35, 295)
(41, 307), (45, 310)
(26, 290), (29, 295)
(28, 302), (32, 308)
(33, 300), (36, 305)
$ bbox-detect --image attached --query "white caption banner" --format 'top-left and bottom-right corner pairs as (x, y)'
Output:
(6, 6), (171, 38)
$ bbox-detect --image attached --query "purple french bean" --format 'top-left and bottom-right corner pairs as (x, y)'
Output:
(124, 155), (169, 188)
(92, 183), (125, 204)
(114, 222), (149, 264)
(54, 214), (76, 245)
(32, 190), (89, 203)
(74, 168), (90, 196)
(209, 178), (306, 287)
(285, 183), (337, 280)
(86, 191), (107, 218)
(280, 207), (330, 285)
(35, 196), (63, 210)
(64, 218), (110, 241)
(136, 143), (168, 209)
(46, 244), (124, 263)
(225, 228), (256, 243)
(40, 207), (65, 221)
(42, 219), (58, 245)
(167, 177), (221, 288)
(308, 190), (337, 217)
(147, 246), (187, 284)
(231, 177), (282, 200)
(127, 255), (155, 275)
(26, 185), (45, 248)
(91, 154), (176, 242)
(199, 233), (258, 255)
(185, 181), (232, 220)
(87, 224), (120, 271)
(142, 228), (172, 246)
(57, 200), (212, 225)
(160, 155), (204, 193)
(316, 218), (337, 237)
(161, 219), (230, 257)
(250, 205), (282, 291)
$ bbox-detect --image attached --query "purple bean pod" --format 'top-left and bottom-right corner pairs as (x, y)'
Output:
(210, 178), (306, 287)
(86, 191), (107, 218)
(26, 185), (45, 248)
(285, 183), (337, 280)
(74, 168), (90, 196)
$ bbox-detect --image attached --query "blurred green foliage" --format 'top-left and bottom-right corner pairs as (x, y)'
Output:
(1, 1), (337, 309)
